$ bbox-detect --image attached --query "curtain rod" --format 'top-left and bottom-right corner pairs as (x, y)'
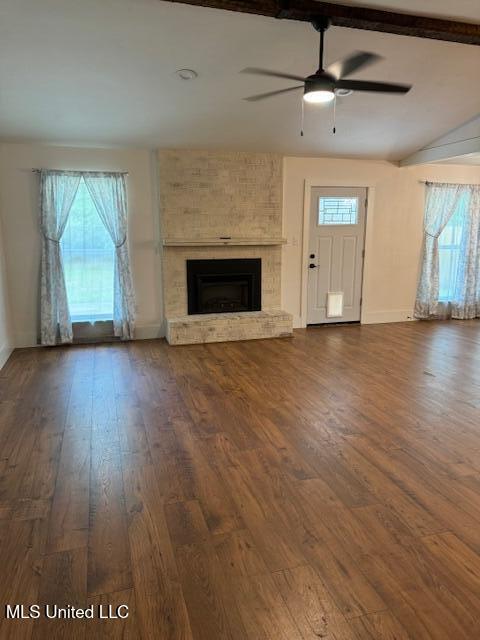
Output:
(31, 169), (129, 175)
(418, 180), (480, 186)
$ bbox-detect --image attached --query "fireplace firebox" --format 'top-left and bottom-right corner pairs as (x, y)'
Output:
(187, 258), (261, 315)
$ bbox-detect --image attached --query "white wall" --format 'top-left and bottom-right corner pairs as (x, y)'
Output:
(0, 209), (13, 366)
(2, 143), (480, 347)
(282, 157), (480, 328)
(0, 143), (162, 347)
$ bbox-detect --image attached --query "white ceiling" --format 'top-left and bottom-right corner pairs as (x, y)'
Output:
(0, 0), (479, 160)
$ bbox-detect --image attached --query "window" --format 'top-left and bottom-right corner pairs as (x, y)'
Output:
(319, 197), (358, 225)
(60, 180), (115, 322)
(438, 191), (469, 303)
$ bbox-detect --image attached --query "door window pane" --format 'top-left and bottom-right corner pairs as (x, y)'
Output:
(319, 197), (358, 225)
(61, 180), (115, 322)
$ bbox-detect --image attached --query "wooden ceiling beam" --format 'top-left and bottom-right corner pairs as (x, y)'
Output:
(164, 0), (480, 45)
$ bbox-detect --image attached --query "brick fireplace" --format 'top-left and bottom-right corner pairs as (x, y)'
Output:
(158, 149), (293, 345)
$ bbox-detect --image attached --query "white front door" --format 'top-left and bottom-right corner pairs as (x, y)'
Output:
(307, 187), (367, 325)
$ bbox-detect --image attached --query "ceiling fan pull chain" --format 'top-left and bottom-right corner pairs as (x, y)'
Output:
(319, 27), (324, 70)
(301, 97), (305, 137)
(332, 94), (337, 135)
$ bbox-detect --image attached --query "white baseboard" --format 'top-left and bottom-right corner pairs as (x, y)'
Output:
(15, 313), (414, 346)
(292, 315), (304, 329)
(361, 309), (416, 324)
(134, 324), (165, 340)
(14, 331), (37, 348)
(0, 344), (13, 370)
(294, 309), (415, 328)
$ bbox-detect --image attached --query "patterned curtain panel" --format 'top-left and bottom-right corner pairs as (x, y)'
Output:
(415, 183), (480, 320)
(39, 171), (82, 345)
(83, 173), (136, 339)
(448, 187), (480, 319)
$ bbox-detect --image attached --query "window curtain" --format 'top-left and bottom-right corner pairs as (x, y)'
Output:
(39, 171), (81, 345)
(415, 183), (480, 320)
(83, 173), (136, 339)
(448, 186), (480, 318)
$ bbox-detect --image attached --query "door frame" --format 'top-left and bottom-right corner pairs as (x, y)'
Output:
(299, 179), (375, 328)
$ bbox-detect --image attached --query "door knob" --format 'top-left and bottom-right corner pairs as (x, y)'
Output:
(309, 263), (317, 269)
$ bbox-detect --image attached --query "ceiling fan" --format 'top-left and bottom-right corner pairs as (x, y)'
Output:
(241, 17), (412, 104)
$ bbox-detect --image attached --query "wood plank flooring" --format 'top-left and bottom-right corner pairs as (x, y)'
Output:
(1, 321), (480, 638)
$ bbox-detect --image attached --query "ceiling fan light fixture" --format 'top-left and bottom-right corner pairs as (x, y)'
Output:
(303, 89), (335, 104)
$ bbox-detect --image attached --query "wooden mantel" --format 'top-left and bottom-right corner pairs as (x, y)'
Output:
(162, 237), (287, 246)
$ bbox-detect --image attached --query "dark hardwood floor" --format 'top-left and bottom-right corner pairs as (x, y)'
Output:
(2, 321), (480, 638)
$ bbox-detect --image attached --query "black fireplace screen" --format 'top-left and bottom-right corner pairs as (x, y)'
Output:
(187, 258), (261, 315)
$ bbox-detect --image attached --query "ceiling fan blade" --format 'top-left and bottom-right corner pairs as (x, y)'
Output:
(335, 79), (412, 94)
(240, 67), (305, 83)
(244, 85), (304, 102)
(326, 52), (382, 80)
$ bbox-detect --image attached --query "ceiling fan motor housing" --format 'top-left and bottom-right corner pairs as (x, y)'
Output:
(304, 73), (335, 98)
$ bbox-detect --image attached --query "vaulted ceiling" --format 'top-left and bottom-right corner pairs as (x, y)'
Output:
(0, 0), (479, 161)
